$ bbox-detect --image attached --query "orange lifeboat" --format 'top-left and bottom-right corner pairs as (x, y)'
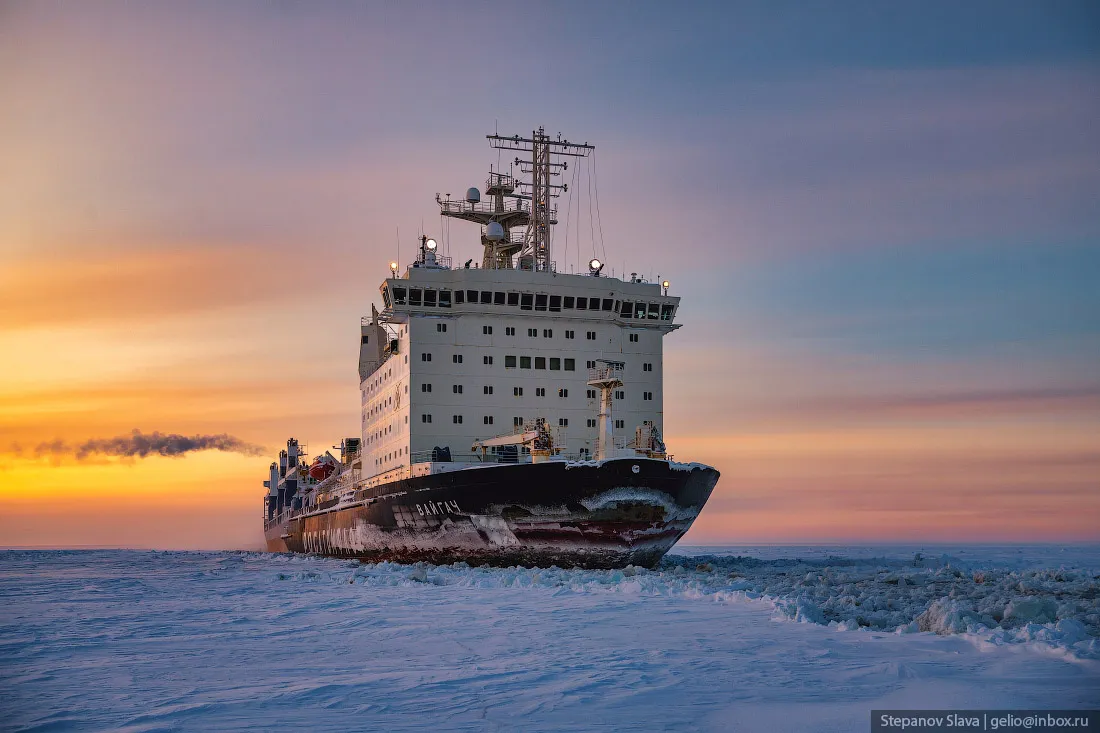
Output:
(308, 456), (335, 480)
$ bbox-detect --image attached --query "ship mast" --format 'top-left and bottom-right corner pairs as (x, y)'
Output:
(438, 127), (593, 271)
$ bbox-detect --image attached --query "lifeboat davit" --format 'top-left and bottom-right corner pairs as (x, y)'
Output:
(308, 457), (335, 480)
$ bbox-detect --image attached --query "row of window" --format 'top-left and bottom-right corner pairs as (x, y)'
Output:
(505, 355), (575, 370)
(418, 415), (631, 429)
(421, 355), (655, 370)
(386, 286), (677, 321)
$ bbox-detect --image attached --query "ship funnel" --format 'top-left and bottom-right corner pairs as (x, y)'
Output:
(466, 187), (481, 204)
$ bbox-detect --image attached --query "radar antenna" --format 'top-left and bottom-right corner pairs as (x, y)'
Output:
(437, 127), (593, 271)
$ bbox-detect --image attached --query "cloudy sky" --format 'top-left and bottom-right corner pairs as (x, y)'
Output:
(1, 1), (1097, 548)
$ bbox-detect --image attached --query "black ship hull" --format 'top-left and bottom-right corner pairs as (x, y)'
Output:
(264, 458), (719, 569)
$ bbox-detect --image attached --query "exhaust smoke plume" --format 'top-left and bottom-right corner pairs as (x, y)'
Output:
(34, 430), (266, 461)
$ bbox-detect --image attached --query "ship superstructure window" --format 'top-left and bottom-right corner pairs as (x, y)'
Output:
(505, 356), (517, 368)
(534, 357), (546, 369)
(587, 419), (597, 427)
(520, 356), (532, 369)
(629, 333), (639, 343)
(483, 386), (493, 395)
(506, 327), (515, 336)
(543, 329), (553, 338)
(549, 295), (561, 312)
(520, 293), (533, 310)
(483, 325), (493, 335)
(421, 383), (432, 393)
(615, 390), (625, 399)
(564, 359), (575, 371)
(564, 296), (575, 309)
(550, 358), (560, 370)
(615, 419), (625, 429)
(586, 389), (596, 398)
(586, 331), (596, 340)
(484, 355), (494, 365)
(528, 328), (537, 338)
(453, 384), (463, 394)
(422, 353), (432, 362)
(483, 416), (494, 425)
(643, 363), (652, 371)
(422, 414), (432, 423)
(644, 391), (653, 400)
(535, 388), (546, 397)
(514, 387), (523, 396)
(559, 418), (569, 427)
(535, 294), (548, 311)
(453, 354), (463, 364)
(437, 323), (447, 333)
(586, 360), (596, 369)
(558, 388), (569, 398)
(513, 417), (523, 427)
(508, 292), (520, 306)
(453, 415), (463, 424)
(565, 330), (575, 339)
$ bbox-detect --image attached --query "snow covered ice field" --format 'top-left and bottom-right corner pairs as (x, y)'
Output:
(2, 547), (1098, 732)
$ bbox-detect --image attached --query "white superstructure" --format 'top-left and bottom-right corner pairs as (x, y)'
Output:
(356, 129), (680, 485)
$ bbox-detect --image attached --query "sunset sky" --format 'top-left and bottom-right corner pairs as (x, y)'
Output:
(1, 1), (1098, 548)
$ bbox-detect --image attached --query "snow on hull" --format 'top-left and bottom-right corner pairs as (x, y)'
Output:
(265, 458), (719, 569)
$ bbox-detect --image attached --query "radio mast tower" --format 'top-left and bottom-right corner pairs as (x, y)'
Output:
(438, 127), (593, 271)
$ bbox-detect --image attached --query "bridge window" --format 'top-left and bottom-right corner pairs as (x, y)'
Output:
(602, 299), (614, 311)
(494, 292), (506, 305)
(576, 297), (587, 310)
(535, 294), (548, 311)
(661, 304), (675, 321)
(549, 295), (561, 312)
(424, 290), (437, 307)
(392, 287), (407, 305)
(439, 290), (451, 308)
(507, 292), (520, 306)
(454, 290), (465, 304)
(409, 289), (422, 306)
(563, 296), (575, 309)
(520, 293), (533, 310)
(481, 291), (492, 304)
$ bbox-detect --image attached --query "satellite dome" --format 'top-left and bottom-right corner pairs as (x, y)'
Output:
(466, 187), (481, 204)
(486, 221), (505, 241)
